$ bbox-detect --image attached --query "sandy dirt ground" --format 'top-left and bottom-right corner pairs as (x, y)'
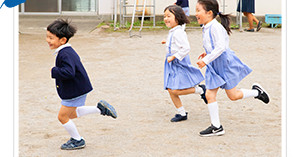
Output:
(19, 17), (281, 157)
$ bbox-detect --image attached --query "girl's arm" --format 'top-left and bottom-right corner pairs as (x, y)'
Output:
(172, 30), (190, 61)
(167, 55), (176, 63)
(197, 52), (207, 69)
(201, 26), (226, 65)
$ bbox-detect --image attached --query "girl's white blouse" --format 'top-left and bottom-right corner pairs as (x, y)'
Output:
(166, 25), (190, 61)
(202, 19), (230, 65)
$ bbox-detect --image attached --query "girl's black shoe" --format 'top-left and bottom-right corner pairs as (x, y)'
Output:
(170, 112), (188, 122)
(199, 124), (225, 137)
(252, 83), (270, 104)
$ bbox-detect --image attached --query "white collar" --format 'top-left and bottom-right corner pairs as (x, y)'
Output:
(53, 43), (71, 55)
(169, 25), (183, 33)
(203, 19), (217, 31)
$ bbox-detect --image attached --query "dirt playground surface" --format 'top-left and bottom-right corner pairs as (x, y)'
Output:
(19, 17), (281, 157)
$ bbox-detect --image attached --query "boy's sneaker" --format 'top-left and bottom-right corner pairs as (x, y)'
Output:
(61, 137), (86, 150)
(97, 100), (117, 118)
(198, 84), (208, 104)
(170, 112), (188, 122)
(252, 83), (270, 104)
(199, 124), (225, 137)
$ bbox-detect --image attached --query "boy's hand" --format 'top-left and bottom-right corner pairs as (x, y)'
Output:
(167, 56), (176, 63)
(197, 59), (206, 69)
(161, 39), (166, 44)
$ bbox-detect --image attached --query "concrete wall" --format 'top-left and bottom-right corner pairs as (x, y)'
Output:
(98, 0), (114, 15)
(112, 0), (281, 16)
(156, 0), (281, 16)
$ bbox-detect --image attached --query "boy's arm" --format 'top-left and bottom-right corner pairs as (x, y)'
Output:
(51, 53), (76, 80)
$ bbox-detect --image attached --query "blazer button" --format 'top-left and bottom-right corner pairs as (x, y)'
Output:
(56, 85), (59, 88)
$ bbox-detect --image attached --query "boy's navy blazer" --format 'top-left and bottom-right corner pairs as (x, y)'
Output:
(51, 46), (93, 99)
(176, 0), (189, 8)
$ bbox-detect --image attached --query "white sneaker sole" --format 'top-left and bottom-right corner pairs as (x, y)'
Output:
(199, 130), (225, 137)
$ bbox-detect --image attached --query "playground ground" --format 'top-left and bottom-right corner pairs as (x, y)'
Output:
(19, 16), (281, 156)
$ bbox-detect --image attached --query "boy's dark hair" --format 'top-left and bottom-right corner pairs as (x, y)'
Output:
(164, 5), (190, 25)
(198, 0), (232, 35)
(47, 18), (77, 43)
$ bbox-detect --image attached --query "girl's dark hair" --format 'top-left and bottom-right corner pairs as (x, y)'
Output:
(47, 18), (77, 43)
(164, 5), (190, 25)
(197, 0), (232, 35)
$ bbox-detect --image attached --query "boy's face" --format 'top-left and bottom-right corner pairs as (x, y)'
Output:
(164, 9), (178, 28)
(46, 31), (66, 50)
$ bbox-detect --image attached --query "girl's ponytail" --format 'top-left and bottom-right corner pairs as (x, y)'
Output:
(198, 0), (232, 35)
(218, 12), (232, 35)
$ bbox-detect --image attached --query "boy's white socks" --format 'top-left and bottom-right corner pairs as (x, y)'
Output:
(62, 119), (82, 141)
(240, 88), (259, 99)
(208, 102), (221, 128)
(177, 106), (186, 116)
(76, 106), (101, 118)
(194, 85), (204, 94)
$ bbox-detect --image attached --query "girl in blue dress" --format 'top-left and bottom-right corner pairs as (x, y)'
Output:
(163, 5), (207, 122)
(195, 0), (270, 136)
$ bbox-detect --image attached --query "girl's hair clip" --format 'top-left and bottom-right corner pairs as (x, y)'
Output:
(217, 12), (221, 15)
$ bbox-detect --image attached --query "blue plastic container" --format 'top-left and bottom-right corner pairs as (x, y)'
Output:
(265, 14), (282, 28)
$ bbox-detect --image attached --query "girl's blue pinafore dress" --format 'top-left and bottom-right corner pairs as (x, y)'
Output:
(203, 24), (252, 90)
(164, 33), (204, 90)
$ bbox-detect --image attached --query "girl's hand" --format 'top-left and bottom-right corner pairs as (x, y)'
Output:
(198, 52), (207, 59)
(167, 56), (176, 63)
(197, 59), (206, 69)
(161, 39), (166, 44)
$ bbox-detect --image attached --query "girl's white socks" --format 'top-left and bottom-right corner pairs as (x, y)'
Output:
(62, 119), (82, 141)
(194, 85), (204, 94)
(240, 88), (259, 99)
(76, 106), (101, 118)
(177, 106), (187, 116)
(208, 102), (221, 128)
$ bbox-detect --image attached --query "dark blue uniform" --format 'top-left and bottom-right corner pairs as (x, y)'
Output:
(51, 46), (93, 99)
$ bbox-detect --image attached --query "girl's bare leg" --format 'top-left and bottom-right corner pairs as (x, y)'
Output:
(225, 87), (244, 101)
(243, 12), (254, 30)
(171, 87), (195, 96)
(168, 89), (183, 109)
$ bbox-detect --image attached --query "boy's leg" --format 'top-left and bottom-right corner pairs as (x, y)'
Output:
(58, 106), (81, 141)
(69, 102), (117, 119)
(74, 106), (101, 118)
